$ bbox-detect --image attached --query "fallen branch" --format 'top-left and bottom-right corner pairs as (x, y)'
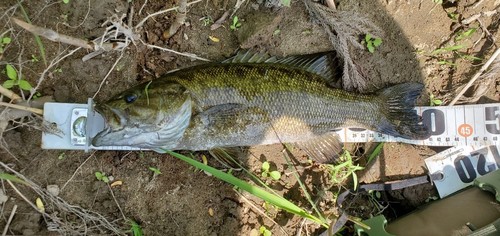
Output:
(0, 86), (22, 101)
(0, 101), (43, 115)
(449, 47), (500, 106)
(11, 17), (93, 50)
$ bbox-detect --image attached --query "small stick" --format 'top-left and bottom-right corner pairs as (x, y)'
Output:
(0, 101), (43, 115)
(5, 180), (44, 215)
(92, 51), (125, 98)
(107, 185), (127, 221)
(141, 40), (210, 61)
(210, 11), (229, 31)
(1, 205), (17, 236)
(0, 86), (22, 101)
(61, 152), (95, 191)
(234, 189), (288, 235)
(449, 47), (500, 106)
(166, 0), (187, 39)
(135, 0), (204, 29)
(11, 17), (93, 50)
(325, 0), (336, 10)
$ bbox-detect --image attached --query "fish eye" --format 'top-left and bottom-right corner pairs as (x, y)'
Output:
(124, 94), (138, 103)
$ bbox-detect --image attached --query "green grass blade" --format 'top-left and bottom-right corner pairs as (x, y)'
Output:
(282, 144), (327, 224)
(367, 143), (384, 165)
(212, 148), (281, 196)
(165, 150), (327, 227)
(0, 173), (27, 185)
(18, 2), (47, 66)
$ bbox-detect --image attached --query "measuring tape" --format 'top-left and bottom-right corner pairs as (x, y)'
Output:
(336, 103), (500, 146)
(41, 101), (500, 197)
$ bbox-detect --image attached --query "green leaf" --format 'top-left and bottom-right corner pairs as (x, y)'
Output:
(0, 173), (28, 185)
(352, 173), (358, 190)
(281, 0), (290, 7)
(259, 226), (266, 234)
(263, 229), (272, 236)
(367, 143), (384, 164)
(432, 45), (464, 54)
(375, 191), (381, 199)
(95, 171), (104, 181)
(261, 172), (268, 178)
(269, 171), (281, 180)
(18, 80), (32, 91)
(2, 37), (11, 44)
(365, 34), (372, 41)
(261, 161), (270, 171)
(3, 80), (15, 89)
(373, 38), (382, 47)
(367, 44), (375, 53)
(433, 99), (443, 105)
(102, 176), (110, 183)
(148, 167), (162, 175)
(130, 220), (143, 236)
(456, 28), (476, 41)
(63, 0), (70, 3)
(233, 16), (238, 25)
(6, 64), (17, 80)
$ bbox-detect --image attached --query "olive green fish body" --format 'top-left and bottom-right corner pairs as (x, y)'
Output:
(92, 51), (429, 161)
(168, 63), (382, 150)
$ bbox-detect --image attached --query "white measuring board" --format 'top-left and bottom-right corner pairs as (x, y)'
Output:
(335, 103), (500, 147)
(425, 144), (500, 198)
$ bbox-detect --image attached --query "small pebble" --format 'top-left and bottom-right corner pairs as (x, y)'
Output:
(47, 185), (60, 196)
(0, 189), (8, 204)
(208, 207), (214, 216)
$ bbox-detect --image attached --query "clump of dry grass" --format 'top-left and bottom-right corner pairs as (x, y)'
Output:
(303, 0), (383, 92)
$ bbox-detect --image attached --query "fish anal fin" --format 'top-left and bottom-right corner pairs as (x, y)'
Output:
(296, 133), (343, 164)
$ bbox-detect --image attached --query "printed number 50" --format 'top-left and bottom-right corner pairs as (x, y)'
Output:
(485, 107), (500, 134)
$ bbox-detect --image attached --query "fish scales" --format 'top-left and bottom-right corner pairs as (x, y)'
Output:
(92, 51), (429, 162)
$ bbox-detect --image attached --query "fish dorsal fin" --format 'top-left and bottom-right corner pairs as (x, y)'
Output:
(222, 50), (342, 88)
(222, 51), (277, 64)
(296, 132), (343, 164)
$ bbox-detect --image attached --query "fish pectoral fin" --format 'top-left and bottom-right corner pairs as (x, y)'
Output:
(201, 103), (246, 120)
(295, 133), (343, 164)
(199, 103), (269, 125)
(209, 147), (247, 169)
(222, 50), (343, 88)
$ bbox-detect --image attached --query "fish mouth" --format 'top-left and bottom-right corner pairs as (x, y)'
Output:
(92, 105), (129, 146)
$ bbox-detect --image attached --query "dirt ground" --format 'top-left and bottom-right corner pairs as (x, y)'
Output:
(0, 0), (499, 235)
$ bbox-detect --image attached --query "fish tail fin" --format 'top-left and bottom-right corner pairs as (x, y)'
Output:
(376, 83), (430, 140)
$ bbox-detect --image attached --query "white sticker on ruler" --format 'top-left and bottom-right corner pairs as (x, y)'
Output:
(424, 144), (500, 198)
(336, 103), (500, 146)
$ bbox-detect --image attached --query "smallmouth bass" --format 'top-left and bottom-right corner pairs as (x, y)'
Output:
(92, 51), (429, 162)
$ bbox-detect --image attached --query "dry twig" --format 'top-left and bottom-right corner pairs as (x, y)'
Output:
(0, 86), (22, 101)
(0, 101), (43, 115)
(1, 205), (17, 236)
(166, 0), (187, 39)
(449, 47), (500, 106)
